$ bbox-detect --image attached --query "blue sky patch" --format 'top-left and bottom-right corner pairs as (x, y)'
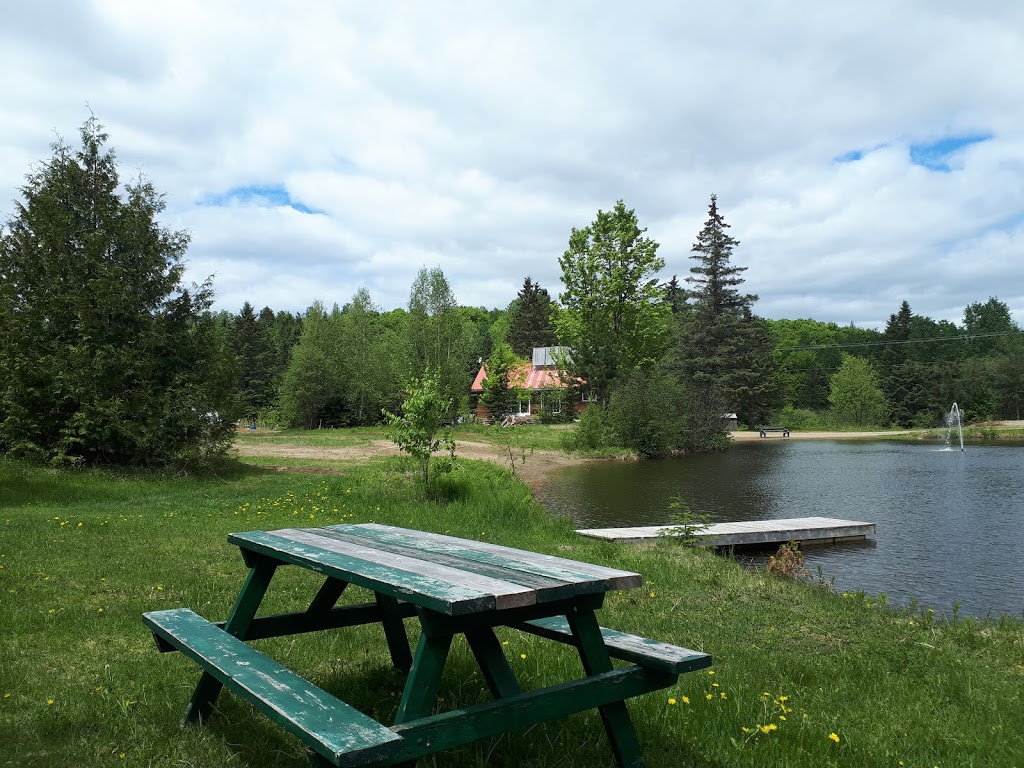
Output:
(199, 184), (320, 214)
(909, 133), (992, 172)
(834, 149), (864, 163)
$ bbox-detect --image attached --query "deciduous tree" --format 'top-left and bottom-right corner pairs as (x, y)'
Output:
(556, 200), (668, 404)
(828, 355), (888, 426)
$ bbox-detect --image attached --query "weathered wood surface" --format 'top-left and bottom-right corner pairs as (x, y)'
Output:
(143, 608), (403, 767)
(229, 529), (504, 615)
(338, 524), (641, 590)
(229, 524), (643, 616)
(517, 616), (712, 675)
(578, 516), (875, 546)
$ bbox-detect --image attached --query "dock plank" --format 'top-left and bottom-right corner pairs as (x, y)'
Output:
(576, 517), (875, 546)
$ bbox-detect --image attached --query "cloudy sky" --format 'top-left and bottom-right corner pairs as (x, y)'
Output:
(3, 1), (1023, 329)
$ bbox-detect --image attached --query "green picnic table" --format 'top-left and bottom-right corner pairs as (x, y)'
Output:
(143, 523), (711, 767)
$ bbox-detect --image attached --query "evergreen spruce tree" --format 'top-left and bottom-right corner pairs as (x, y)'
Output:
(671, 195), (781, 434)
(0, 117), (236, 467)
(232, 302), (276, 415)
(506, 277), (556, 357)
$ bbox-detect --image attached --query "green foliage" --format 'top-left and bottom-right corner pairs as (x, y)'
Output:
(607, 370), (688, 457)
(559, 406), (616, 453)
(537, 387), (575, 424)
(658, 495), (711, 546)
(407, 267), (474, 413)
(506, 276), (556, 357)
(479, 343), (524, 422)
(556, 200), (670, 404)
(382, 371), (456, 489)
(671, 195), (781, 432)
(0, 117), (237, 469)
(828, 355), (889, 427)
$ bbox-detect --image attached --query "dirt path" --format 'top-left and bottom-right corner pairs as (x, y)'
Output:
(235, 438), (597, 490)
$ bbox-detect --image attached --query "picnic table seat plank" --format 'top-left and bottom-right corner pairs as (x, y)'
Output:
(311, 527), (588, 599)
(518, 616), (712, 675)
(357, 524), (642, 591)
(228, 529), (525, 615)
(143, 608), (403, 767)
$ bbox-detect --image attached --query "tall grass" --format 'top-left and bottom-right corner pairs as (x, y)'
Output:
(1, 457), (1022, 767)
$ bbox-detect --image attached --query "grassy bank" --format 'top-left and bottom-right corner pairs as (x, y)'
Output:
(2, 458), (1022, 767)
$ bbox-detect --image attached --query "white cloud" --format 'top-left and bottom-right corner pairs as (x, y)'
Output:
(2, 0), (1024, 328)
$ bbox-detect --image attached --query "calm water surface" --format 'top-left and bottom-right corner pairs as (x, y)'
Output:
(536, 440), (1024, 618)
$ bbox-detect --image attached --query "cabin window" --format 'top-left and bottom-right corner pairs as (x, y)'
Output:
(581, 389), (597, 403)
(517, 396), (532, 416)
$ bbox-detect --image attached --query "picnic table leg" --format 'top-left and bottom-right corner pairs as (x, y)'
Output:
(466, 627), (522, 698)
(392, 620), (453, 768)
(182, 556), (278, 725)
(377, 593), (413, 673)
(306, 576), (348, 615)
(566, 608), (646, 768)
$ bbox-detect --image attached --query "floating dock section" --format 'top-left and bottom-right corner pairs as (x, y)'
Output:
(577, 516), (875, 547)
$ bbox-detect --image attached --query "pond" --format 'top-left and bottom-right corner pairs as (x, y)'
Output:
(535, 439), (1024, 619)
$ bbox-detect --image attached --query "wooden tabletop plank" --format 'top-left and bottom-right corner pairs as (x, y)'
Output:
(352, 524), (643, 591)
(279, 529), (539, 611)
(229, 530), (501, 615)
(313, 527), (595, 602)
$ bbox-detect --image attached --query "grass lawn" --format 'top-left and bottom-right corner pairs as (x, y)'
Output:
(1, 456), (1022, 767)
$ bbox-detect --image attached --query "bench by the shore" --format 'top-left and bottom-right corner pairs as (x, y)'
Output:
(758, 427), (790, 437)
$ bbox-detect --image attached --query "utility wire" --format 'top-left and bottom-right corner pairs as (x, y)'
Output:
(776, 329), (1023, 352)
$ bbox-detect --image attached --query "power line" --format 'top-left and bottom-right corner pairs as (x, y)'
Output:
(776, 329), (1023, 352)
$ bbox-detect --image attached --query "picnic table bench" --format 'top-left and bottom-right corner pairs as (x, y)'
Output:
(758, 426), (790, 437)
(143, 523), (711, 767)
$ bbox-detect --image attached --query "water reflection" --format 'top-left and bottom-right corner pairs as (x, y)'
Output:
(536, 440), (1024, 618)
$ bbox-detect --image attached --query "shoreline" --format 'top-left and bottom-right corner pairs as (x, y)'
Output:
(236, 427), (930, 492)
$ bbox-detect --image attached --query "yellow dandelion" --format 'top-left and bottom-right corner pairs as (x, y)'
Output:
(778, 695), (789, 702)
(706, 693), (713, 700)
(97, 608), (104, 614)
(712, 682), (719, 687)
(681, 696), (690, 704)
(720, 692), (727, 700)
(3, 693), (11, 698)
(46, 699), (54, 705)
(779, 715), (786, 721)
(707, 670), (714, 676)
(829, 732), (840, 743)
(741, 727), (750, 733)
(520, 653), (527, 659)
(668, 698), (676, 705)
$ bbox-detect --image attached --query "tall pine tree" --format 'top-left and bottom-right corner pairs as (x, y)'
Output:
(671, 195), (781, 432)
(506, 277), (556, 357)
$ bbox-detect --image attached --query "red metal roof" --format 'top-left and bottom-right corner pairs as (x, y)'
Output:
(470, 362), (572, 393)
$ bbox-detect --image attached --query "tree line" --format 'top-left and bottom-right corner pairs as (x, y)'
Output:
(3, 118), (1021, 469)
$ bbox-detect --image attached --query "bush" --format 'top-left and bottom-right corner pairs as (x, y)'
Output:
(607, 371), (687, 457)
(560, 406), (615, 452)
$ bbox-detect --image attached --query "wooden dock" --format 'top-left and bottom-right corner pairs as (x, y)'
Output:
(576, 516), (875, 547)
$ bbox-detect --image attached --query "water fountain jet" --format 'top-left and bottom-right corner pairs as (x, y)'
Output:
(945, 403), (964, 451)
